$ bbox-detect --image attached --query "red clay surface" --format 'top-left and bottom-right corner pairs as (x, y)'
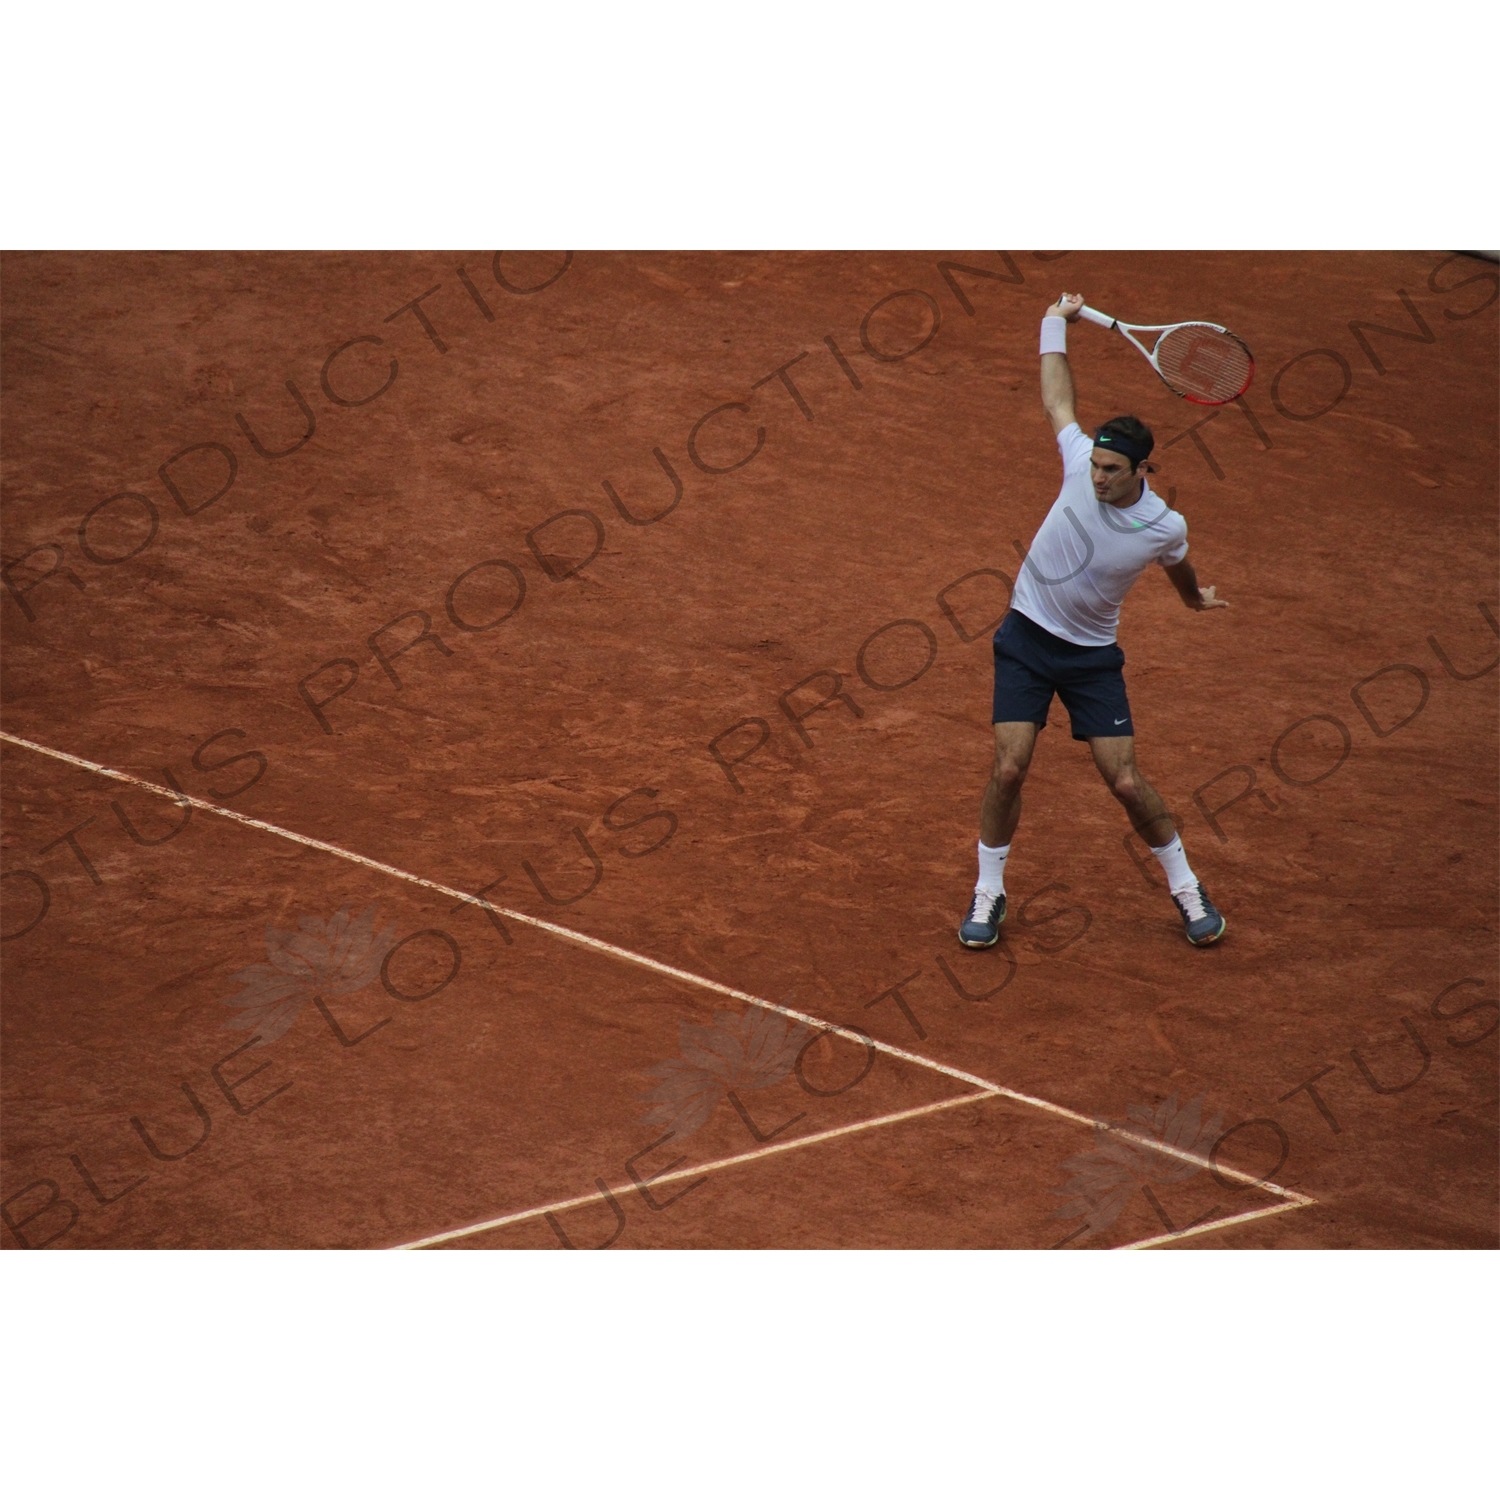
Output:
(2, 250), (1496, 1249)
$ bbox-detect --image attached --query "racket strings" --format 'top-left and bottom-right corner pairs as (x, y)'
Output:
(1153, 324), (1253, 403)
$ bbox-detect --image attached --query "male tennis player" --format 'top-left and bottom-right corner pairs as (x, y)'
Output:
(958, 291), (1228, 950)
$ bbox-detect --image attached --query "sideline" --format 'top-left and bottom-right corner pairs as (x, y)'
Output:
(1, 728), (1318, 1247)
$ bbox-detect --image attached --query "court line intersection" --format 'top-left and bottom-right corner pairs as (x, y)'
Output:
(1, 729), (1318, 1249)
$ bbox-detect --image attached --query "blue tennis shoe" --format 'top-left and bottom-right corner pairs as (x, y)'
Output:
(958, 889), (1007, 948)
(1172, 882), (1226, 946)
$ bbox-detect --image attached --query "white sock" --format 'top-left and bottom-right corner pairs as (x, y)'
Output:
(1150, 833), (1198, 895)
(977, 841), (1009, 895)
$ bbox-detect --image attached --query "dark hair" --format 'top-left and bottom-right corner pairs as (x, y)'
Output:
(1094, 415), (1154, 471)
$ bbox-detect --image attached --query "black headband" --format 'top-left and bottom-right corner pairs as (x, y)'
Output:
(1093, 427), (1154, 463)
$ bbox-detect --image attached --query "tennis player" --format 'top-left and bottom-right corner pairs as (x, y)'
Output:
(958, 292), (1229, 950)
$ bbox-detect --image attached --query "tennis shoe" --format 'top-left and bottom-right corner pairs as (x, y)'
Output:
(1172, 881), (1226, 946)
(958, 888), (1006, 948)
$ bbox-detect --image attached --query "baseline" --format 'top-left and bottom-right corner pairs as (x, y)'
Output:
(398, 1088), (1315, 1250)
(0, 730), (1319, 1244)
(393, 1091), (999, 1249)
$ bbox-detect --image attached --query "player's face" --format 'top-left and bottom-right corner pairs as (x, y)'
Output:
(1090, 448), (1140, 505)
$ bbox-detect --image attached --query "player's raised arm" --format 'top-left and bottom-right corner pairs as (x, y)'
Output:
(1039, 292), (1084, 435)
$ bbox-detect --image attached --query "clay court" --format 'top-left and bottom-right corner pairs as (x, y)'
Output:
(2, 249), (1495, 1250)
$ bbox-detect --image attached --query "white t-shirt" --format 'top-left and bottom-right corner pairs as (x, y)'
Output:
(1009, 422), (1189, 646)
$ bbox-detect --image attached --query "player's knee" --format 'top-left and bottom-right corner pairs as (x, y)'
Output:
(992, 757), (1027, 794)
(1109, 769), (1141, 803)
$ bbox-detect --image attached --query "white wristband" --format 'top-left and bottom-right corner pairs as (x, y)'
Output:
(1039, 316), (1068, 356)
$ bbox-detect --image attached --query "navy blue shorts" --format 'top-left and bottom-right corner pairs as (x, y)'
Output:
(992, 610), (1134, 739)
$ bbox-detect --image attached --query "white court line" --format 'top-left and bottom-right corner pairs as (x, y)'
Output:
(2, 729), (1320, 1243)
(392, 1090), (1001, 1249)
(399, 1096), (1317, 1251)
(2, 730), (993, 1092)
(1118, 1196), (1314, 1251)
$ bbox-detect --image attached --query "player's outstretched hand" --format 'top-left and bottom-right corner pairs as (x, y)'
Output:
(1047, 292), (1085, 321)
(1195, 586), (1229, 610)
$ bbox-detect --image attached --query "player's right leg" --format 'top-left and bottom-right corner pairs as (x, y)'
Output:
(960, 722), (1037, 947)
(980, 720), (1038, 849)
(960, 613), (1053, 949)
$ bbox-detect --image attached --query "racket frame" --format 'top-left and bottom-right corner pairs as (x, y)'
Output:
(1076, 303), (1252, 405)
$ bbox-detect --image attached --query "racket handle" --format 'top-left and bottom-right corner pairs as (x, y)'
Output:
(1077, 304), (1116, 328)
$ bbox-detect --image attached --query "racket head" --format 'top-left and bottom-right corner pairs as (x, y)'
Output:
(1146, 321), (1254, 405)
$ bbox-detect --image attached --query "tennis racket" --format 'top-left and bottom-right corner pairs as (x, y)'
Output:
(1077, 303), (1253, 405)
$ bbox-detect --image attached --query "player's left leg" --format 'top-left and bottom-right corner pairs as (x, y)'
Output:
(1087, 735), (1173, 845)
(1087, 736), (1226, 946)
